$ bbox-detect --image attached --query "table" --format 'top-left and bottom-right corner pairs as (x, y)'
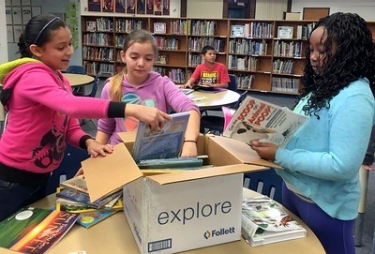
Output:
(188, 89), (240, 110)
(0, 189), (325, 254)
(63, 73), (94, 87)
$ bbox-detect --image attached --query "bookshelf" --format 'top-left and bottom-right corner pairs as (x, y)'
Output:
(80, 15), (319, 94)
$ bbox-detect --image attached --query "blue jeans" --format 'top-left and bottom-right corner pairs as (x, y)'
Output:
(282, 182), (356, 254)
(0, 179), (47, 222)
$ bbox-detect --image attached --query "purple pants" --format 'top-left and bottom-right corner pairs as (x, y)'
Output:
(282, 182), (356, 254)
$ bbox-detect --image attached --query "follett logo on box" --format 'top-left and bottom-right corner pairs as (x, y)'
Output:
(204, 227), (236, 239)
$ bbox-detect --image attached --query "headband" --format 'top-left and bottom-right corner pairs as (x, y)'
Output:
(33, 17), (59, 45)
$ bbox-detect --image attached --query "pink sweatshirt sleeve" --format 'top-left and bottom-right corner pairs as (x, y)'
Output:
(18, 70), (110, 119)
(66, 117), (91, 148)
(97, 82), (116, 135)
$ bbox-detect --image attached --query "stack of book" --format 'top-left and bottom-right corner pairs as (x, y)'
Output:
(241, 195), (307, 246)
(56, 175), (123, 228)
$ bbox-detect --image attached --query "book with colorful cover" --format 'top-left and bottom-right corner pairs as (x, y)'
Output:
(60, 174), (89, 194)
(223, 96), (309, 148)
(0, 207), (78, 254)
(132, 112), (190, 163)
(56, 195), (124, 213)
(241, 196), (307, 247)
(56, 187), (123, 209)
(76, 210), (119, 229)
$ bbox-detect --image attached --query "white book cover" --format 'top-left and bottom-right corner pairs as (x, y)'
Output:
(223, 96), (308, 148)
(241, 196), (307, 247)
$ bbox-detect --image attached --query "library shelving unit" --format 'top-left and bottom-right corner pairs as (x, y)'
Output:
(80, 15), (318, 93)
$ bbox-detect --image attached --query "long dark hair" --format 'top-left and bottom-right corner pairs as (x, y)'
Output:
(299, 12), (375, 117)
(18, 14), (66, 58)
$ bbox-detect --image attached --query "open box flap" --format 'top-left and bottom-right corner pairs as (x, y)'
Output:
(147, 164), (268, 185)
(210, 136), (283, 169)
(82, 143), (142, 203)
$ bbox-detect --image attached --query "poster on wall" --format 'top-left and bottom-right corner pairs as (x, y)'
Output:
(162, 0), (169, 15)
(22, 7), (32, 24)
(154, 0), (162, 15)
(126, 0), (136, 14)
(115, 0), (126, 13)
(88, 0), (101, 12)
(12, 7), (22, 25)
(13, 25), (23, 43)
(7, 25), (14, 43)
(137, 0), (145, 14)
(102, 0), (114, 12)
(146, 0), (153, 14)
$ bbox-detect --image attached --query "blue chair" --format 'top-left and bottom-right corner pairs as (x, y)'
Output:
(45, 144), (90, 195)
(243, 168), (283, 203)
(200, 90), (249, 134)
(79, 73), (100, 127)
(228, 74), (238, 92)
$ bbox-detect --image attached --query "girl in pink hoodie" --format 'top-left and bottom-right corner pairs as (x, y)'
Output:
(0, 14), (169, 221)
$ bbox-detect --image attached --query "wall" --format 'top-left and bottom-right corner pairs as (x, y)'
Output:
(7, 0), (82, 65)
(0, 1), (9, 64)
(255, 0), (288, 20)
(291, 0), (375, 21)
(187, 0), (223, 19)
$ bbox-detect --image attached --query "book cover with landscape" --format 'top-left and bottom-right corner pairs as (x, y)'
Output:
(0, 207), (78, 254)
(132, 112), (190, 162)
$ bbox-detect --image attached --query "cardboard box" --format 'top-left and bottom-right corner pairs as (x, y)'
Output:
(82, 133), (279, 254)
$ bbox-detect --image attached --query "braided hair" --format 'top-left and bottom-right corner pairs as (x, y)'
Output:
(299, 12), (375, 118)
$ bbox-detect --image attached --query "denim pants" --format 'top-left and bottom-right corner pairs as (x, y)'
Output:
(0, 179), (47, 222)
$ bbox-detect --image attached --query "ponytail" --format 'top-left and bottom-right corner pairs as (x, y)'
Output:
(17, 33), (32, 58)
(109, 70), (125, 102)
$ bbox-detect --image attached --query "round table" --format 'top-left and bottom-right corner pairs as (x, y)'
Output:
(188, 89), (240, 110)
(63, 73), (94, 87)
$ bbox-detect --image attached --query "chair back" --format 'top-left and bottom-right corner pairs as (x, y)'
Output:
(88, 74), (100, 98)
(228, 74), (237, 92)
(232, 90), (248, 110)
(66, 65), (85, 74)
(243, 168), (283, 202)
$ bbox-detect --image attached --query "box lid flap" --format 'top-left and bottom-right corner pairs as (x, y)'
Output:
(210, 136), (283, 169)
(82, 143), (142, 203)
(118, 131), (136, 143)
(147, 164), (268, 185)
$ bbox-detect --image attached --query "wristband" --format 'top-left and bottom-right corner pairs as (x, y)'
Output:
(184, 140), (197, 143)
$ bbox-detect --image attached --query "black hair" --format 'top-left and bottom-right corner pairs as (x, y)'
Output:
(299, 12), (375, 117)
(17, 14), (67, 58)
(201, 45), (215, 54)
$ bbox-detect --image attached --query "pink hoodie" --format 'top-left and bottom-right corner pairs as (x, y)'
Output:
(0, 62), (109, 173)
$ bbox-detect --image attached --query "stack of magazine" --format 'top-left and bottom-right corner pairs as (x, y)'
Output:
(133, 112), (205, 169)
(241, 196), (307, 246)
(56, 175), (123, 228)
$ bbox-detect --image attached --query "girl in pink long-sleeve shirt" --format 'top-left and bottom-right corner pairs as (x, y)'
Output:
(0, 14), (169, 222)
(96, 29), (201, 158)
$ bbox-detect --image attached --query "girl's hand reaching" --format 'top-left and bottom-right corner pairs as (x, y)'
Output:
(86, 139), (114, 157)
(74, 140), (114, 177)
(180, 141), (198, 158)
(126, 104), (172, 131)
(249, 140), (278, 161)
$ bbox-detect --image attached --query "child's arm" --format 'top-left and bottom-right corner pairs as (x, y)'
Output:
(96, 130), (111, 145)
(183, 77), (196, 88)
(180, 109), (200, 158)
